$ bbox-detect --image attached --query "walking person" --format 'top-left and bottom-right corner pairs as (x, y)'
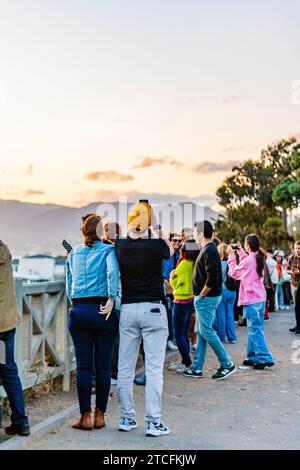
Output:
(228, 235), (274, 369)
(66, 215), (120, 430)
(168, 239), (200, 373)
(275, 255), (285, 310)
(282, 259), (292, 310)
(0, 240), (30, 436)
(183, 221), (235, 380)
(115, 201), (173, 437)
(215, 244), (237, 343)
(266, 249), (279, 312)
(162, 232), (181, 351)
(288, 241), (300, 334)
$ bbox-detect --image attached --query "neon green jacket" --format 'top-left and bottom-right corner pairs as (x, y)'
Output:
(170, 259), (194, 300)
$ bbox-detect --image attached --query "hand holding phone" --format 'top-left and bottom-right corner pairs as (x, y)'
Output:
(62, 239), (73, 254)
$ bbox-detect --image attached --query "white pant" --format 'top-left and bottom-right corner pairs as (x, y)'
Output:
(117, 302), (168, 423)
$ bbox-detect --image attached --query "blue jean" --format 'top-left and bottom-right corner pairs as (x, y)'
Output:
(193, 296), (232, 371)
(244, 302), (274, 364)
(68, 302), (118, 414)
(0, 329), (28, 426)
(173, 301), (194, 366)
(276, 283), (284, 308)
(216, 288), (237, 342)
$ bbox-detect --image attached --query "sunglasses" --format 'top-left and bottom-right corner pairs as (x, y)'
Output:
(172, 239), (182, 243)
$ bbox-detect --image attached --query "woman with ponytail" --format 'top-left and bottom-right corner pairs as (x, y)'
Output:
(227, 234), (274, 370)
(66, 215), (120, 431)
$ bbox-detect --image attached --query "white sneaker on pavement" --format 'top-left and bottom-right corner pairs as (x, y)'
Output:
(166, 340), (178, 351)
(175, 363), (186, 374)
(146, 421), (171, 437)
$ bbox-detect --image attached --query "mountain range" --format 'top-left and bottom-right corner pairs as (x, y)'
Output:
(0, 199), (219, 257)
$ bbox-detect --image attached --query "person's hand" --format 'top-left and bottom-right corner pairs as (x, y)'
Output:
(237, 242), (242, 250)
(170, 270), (177, 280)
(227, 245), (235, 256)
(165, 280), (174, 295)
(100, 299), (115, 320)
(292, 268), (300, 275)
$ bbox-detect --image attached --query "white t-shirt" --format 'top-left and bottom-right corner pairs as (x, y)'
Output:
(266, 257), (279, 284)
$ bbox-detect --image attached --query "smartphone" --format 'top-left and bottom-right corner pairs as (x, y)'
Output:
(62, 239), (73, 254)
(139, 199), (149, 204)
(231, 244), (238, 251)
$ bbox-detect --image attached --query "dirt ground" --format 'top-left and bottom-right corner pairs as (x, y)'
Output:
(11, 307), (300, 450)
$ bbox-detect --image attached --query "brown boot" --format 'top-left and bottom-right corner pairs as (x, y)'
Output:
(72, 412), (93, 431)
(94, 409), (106, 429)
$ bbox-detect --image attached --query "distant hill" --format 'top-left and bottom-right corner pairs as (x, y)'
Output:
(0, 199), (219, 257)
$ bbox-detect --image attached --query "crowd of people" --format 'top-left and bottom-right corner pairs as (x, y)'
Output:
(1, 201), (300, 439)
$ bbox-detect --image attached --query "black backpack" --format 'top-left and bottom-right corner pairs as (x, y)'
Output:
(225, 265), (238, 291)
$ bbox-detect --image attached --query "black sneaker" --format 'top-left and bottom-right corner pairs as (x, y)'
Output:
(289, 326), (299, 333)
(182, 366), (203, 378)
(253, 362), (274, 370)
(212, 364), (236, 380)
(243, 360), (255, 366)
(4, 423), (31, 436)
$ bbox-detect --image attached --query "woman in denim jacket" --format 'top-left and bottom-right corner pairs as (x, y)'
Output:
(66, 215), (120, 431)
(228, 234), (274, 370)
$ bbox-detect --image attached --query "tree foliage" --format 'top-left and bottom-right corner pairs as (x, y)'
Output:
(216, 138), (300, 248)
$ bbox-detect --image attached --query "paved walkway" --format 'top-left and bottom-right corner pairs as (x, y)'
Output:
(25, 308), (300, 450)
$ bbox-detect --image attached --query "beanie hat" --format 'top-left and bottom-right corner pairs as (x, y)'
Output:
(128, 202), (151, 233)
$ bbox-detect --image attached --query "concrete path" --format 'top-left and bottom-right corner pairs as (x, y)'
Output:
(23, 308), (300, 450)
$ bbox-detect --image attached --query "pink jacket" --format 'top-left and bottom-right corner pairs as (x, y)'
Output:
(228, 248), (266, 306)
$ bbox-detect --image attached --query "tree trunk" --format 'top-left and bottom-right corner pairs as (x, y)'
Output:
(282, 207), (288, 233)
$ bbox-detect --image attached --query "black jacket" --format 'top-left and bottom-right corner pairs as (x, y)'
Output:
(193, 242), (222, 297)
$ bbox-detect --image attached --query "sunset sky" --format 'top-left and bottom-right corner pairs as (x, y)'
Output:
(1, 0), (300, 209)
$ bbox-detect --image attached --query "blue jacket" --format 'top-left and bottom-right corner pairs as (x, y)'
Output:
(66, 241), (120, 300)
(163, 251), (180, 281)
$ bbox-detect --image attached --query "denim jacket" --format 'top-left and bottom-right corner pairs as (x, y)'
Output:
(66, 241), (120, 301)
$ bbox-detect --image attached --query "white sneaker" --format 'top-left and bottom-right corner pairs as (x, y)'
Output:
(146, 421), (171, 437)
(166, 340), (178, 351)
(176, 363), (186, 374)
(167, 362), (179, 371)
(119, 417), (139, 432)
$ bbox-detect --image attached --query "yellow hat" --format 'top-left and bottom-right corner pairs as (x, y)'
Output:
(128, 202), (151, 233)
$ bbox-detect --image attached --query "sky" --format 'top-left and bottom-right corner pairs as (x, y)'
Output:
(0, 0), (300, 209)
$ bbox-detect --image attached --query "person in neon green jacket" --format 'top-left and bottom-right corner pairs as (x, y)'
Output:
(168, 240), (200, 374)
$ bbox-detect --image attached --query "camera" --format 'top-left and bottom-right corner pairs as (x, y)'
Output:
(231, 244), (238, 251)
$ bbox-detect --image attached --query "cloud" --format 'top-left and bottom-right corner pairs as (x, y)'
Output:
(222, 94), (240, 104)
(192, 160), (241, 174)
(22, 188), (45, 197)
(83, 171), (134, 183)
(133, 156), (182, 169)
(25, 164), (34, 175)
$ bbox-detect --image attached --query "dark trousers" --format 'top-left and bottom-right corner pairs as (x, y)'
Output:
(173, 301), (194, 367)
(0, 329), (28, 426)
(267, 285), (277, 312)
(282, 282), (292, 306)
(111, 309), (120, 380)
(165, 296), (174, 342)
(68, 303), (118, 414)
(295, 285), (300, 328)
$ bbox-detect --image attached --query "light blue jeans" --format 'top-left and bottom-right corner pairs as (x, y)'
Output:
(193, 295), (232, 371)
(216, 288), (237, 342)
(276, 283), (284, 309)
(244, 302), (274, 364)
